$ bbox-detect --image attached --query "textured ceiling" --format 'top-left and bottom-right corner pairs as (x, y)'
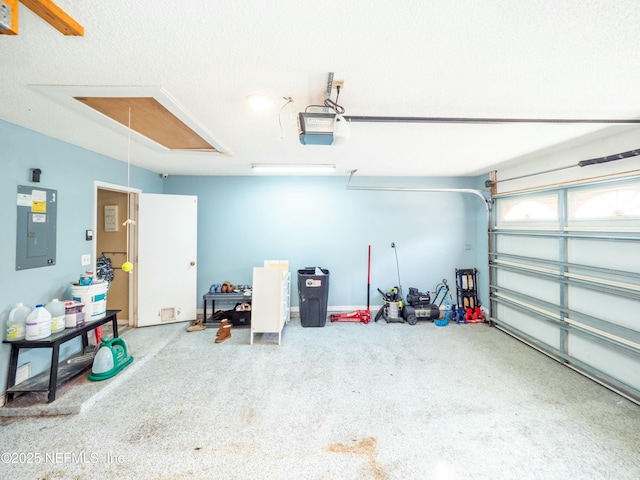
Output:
(2, 0), (640, 177)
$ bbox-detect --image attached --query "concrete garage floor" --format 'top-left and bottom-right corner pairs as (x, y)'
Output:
(2, 318), (640, 480)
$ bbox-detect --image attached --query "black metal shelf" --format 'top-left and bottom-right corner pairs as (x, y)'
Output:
(3, 310), (120, 403)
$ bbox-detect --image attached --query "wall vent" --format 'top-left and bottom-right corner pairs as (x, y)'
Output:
(160, 307), (176, 322)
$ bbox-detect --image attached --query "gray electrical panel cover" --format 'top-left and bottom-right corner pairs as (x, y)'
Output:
(16, 185), (57, 270)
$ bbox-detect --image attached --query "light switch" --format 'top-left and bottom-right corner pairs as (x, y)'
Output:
(81, 254), (91, 266)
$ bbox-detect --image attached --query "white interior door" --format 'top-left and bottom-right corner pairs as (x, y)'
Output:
(137, 193), (197, 327)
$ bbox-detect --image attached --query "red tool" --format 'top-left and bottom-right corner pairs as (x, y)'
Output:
(330, 245), (371, 323)
(464, 306), (485, 323)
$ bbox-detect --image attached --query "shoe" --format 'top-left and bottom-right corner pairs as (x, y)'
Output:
(187, 319), (206, 332)
(222, 280), (236, 293)
(215, 319), (229, 337)
(215, 324), (231, 343)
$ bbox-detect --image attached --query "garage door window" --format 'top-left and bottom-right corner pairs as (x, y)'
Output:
(569, 184), (640, 221)
(498, 193), (558, 223)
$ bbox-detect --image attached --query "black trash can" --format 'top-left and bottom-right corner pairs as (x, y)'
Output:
(297, 267), (330, 327)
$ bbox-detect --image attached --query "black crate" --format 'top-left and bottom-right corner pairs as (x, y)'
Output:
(230, 309), (251, 327)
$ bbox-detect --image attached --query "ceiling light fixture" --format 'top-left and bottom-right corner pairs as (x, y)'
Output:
(252, 164), (336, 173)
(246, 94), (274, 110)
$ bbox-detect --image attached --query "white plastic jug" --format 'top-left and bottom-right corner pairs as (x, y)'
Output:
(25, 304), (52, 341)
(6, 303), (31, 341)
(45, 298), (66, 333)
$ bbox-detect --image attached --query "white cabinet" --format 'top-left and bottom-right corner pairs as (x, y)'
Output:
(250, 267), (291, 345)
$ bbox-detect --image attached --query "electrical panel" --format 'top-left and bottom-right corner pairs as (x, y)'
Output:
(16, 186), (58, 270)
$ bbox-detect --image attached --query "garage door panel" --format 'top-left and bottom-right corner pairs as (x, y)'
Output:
(568, 238), (640, 272)
(568, 286), (640, 331)
(497, 304), (560, 350)
(566, 266), (640, 291)
(497, 270), (560, 305)
(491, 177), (640, 404)
(568, 333), (640, 392)
(496, 235), (559, 261)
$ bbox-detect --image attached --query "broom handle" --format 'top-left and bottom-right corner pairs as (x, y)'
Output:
(366, 245), (371, 310)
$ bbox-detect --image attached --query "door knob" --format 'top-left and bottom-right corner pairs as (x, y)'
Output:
(190, 261), (196, 266)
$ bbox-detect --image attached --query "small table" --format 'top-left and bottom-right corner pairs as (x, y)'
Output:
(3, 310), (120, 404)
(203, 292), (252, 326)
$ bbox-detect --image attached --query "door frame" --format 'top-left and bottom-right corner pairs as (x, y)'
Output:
(94, 181), (141, 327)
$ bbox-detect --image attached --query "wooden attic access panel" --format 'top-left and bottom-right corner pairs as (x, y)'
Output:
(73, 97), (218, 151)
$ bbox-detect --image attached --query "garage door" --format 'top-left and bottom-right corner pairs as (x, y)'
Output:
(489, 176), (640, 403)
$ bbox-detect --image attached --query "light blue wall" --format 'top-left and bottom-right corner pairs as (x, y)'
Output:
(0, 120), (162, 395)
(163, 175), (490, 310)
(0, 119), (491, 400)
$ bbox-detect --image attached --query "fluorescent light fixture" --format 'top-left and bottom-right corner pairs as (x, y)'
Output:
(252, 164), (336, 173)
(246, 94), (274, 110)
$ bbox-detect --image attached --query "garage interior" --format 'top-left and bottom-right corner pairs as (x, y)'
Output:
(1, 2), (640, 479)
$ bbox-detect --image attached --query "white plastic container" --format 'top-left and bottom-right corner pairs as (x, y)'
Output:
(45, 298), (66, 333)
(25, 304), (52, 341)
(64, 300), (85, 328)
(5, 303), (31, 341)
(71, 281), (108, 320)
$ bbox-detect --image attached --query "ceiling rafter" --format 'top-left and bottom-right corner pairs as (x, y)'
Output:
(0, 0), (83, 36)
(0, 0), (18, 34)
